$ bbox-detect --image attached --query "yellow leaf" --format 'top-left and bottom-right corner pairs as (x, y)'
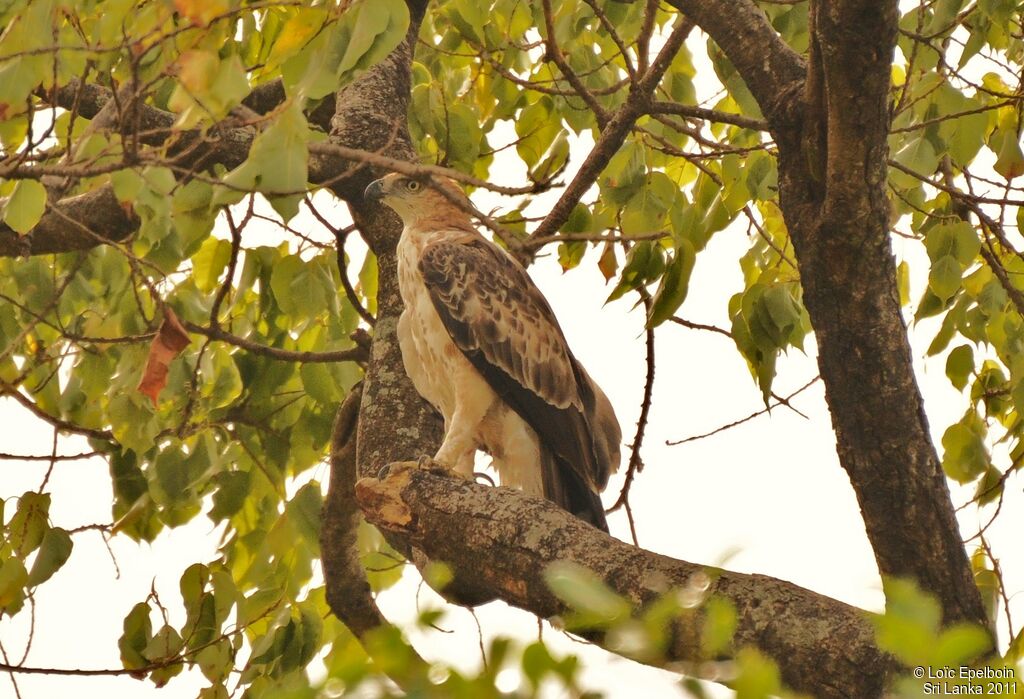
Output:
(265, 9), (327, 70)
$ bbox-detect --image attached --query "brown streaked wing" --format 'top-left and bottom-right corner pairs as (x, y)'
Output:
(418, 235), (601, 489)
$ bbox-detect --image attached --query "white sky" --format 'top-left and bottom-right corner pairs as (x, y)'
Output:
(3, 20), (1024, 699)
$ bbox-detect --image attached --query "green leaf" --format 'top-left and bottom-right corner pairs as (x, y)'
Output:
(209, 471), (251, 521)
(359, 521), (405, 592)
(544, 561), (630, 629)
(7, 491), (51, 558)
(557, 241), (586, 271)
(270, 253), (329, 319)
(0, 558), (28, 613)
(286, 482), (322, 546)
(358, 251), (378, 317)
(421, 561), (453, 593)
(941, 420), (989, 484)
(26, 527), (72, 587)
(606, 241), (665, 302)
(168, 52), (250, 127)
(521, 642), (556, 688)
(143, 624), (184, 662)
(201, 346), (243, 409)
(732, 647), (782, 699)
(701, 596), (738, 657)
(648, 241), (696, 327)
(993, 128), (1024, 180)
(336, 0), (411, 79)
(110, 448), (148, 508)
(119, 602), (154, 670)
(933, 624), (992, 666)
(601, 140), (647, 205)
(239, 593), (284, 642)
(111, 168), (145, 204)
(891, 135), (939, 186)
(109, 393), (160, 455)
(561, 204), (593, 235)
(196, 640), (233, 683)
(301, 362), (342, 406)
(516, 97), (562, 169)
(191, 237), (232, 293)
(445, 0), (486, 43)
(925, 221), (980, 265)
(2, 179), (47, 234)
(945, 344), (975, 391)
(171, 179), (216, 253)
(929, 254), (963, 302)
(621, 172), (677, 236)
(198, 684), (229, 699)
(218, 104), (309, 221)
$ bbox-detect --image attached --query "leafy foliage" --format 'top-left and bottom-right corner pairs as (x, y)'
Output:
(0, 0), (1022, 695)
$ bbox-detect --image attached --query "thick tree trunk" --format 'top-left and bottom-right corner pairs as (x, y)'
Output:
(670, 0), (987, 630)
(318, 6), (445, 636)
(771, 0), (989, 629)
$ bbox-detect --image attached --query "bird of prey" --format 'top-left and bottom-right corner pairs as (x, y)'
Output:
(363, 173), (622, 532)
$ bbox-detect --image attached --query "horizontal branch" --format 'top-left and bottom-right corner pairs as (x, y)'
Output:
(0, 662), (147, 676)
(355, 463), (897, 698)
(888, 160), (1024, 206)
(0, 186), (136, 257)
(0, 451), (102, 461)
(0, 380), (114, 441)
(647, 101), (768, 131)
(184, 322), (368, 364)
(3, 82), (550, 259)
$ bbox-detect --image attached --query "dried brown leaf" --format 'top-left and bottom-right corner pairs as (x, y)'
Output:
(137, 308), (190, 405)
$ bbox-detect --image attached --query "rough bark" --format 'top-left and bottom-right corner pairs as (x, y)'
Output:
(780, 0), (988, 629)
(663, 0), (805, 128)
(323, 12), (443, 485)
(667, 0), (988, 629)
(321, 384), (386, 636)
(317, 3), (447, 635)
(0, 186), (136, 256)
(356, 464), (898, 699)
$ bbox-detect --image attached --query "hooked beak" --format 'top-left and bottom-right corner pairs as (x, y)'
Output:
(363, 178), (385, 201)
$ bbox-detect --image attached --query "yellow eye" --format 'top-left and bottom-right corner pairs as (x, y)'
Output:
(406, 179), (421, 192)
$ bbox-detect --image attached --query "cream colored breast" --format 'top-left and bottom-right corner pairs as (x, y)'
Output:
(396, 229), (459, 419)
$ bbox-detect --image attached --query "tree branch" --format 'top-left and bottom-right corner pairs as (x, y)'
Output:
(528, 16), (694, 244)
(321, 385), (390, 635)
(183, 322), (368, 365)
(355, 464), (897, 698)
(662, 0), (805, 128)
(647, 101), (768, 131)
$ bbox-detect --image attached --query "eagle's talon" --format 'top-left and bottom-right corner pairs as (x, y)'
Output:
(377, 463), (392, 480)
(473, 471), (497, 487)
(412, 454), (456, 478)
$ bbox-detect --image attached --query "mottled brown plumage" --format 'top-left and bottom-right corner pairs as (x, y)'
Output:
(364, 173), (621, 530)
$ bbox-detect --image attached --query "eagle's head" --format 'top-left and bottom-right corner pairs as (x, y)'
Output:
(363, 173), (474, 231)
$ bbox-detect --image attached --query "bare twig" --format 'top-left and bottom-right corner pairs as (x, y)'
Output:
(667, 376), (820, 445)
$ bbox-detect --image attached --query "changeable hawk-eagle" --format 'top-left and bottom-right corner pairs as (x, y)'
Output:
(364, 174), (621, 531)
